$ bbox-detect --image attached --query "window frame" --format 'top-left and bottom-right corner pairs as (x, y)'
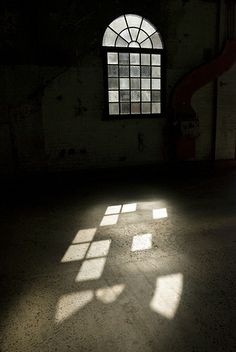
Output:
(102, 44), (165, 120)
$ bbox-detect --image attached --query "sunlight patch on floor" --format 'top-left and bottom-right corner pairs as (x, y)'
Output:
(95, 284), (125, 303)
(153, 208), (168, 219)
(131, 233), (152, 251)
(75, 257), (107, 282)
(86, 239), (111, 258)
(100, 214), (119, 226)
(73, 228), (97, 244)
(55, 290), (94, 323)
(61, 243), (90, 262)
(150, 273), (183, 319)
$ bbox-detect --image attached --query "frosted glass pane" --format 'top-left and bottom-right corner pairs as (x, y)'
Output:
(120, 90), (130, 102)
(108, 78), (118, 89)
(152, 90), (161, 102)
(119, 66), (129, 77)
(119, 53), (129, 65)
(109, 103), (119, 115)
(116, 36), (128, 47)
(141, 19), (156, 36)
(103, 27), (118, 46)
(152, 66), (161, 78)
(141, 38), (152, 48)
(152, 54), (161, 65)
(130, 28), (139, 41)
(110, 16), (127, 33)
(150, 32), (163, 49)
(109, 91), (119, 102)
(152, 79), (161, 89)
(142, 103), (151, 114)
(130, 66), (140, 77)
(131, 78), (140, 89)
(141, 79), (150, 89)
(120, 78), (129, 89)
(141, 54), (150, 65)
(137, 29), (148, 43)
(131, 103), (140, 114)
(152, 103), (161, 113)
(142, 91), (151, 102)
(131, 91), (140, 102)
(129, 42), (140, 48)
(108, 65), (118, 77)
(130, 53), (140, 64)
(120, 29), (131, 42)
(107, 52), (118, 64)
(125, 14), (142, 28)
(141, 66), (150, 77)
(120, 103), (130, 114)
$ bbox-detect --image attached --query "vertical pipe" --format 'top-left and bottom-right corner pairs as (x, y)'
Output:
(211, 0), (222, 161)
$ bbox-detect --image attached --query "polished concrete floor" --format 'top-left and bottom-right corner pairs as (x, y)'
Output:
(0, 164), (235, 351)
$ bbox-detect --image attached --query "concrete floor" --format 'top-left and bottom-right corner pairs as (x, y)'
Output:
(0, 165), (235, 352)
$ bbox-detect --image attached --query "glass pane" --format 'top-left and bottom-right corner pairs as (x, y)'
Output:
(108, 78), (119, 89)
(141, 91), (151, 102)
(130, 53), (140, 64)
(141, 54), (150, 65)
(152, 66), (161, 78)
(109, 16), (127, 33)
(125, 14), (142, 28)
(116, 36), (128, 47)
(103, 27), (118, 46)
(131, 103), (140, 114)
(120, 90), (130, 102)
(131, 78), (140, 89)
(152, 103), (161, 113)
(141, 79), (150, 89)
(120, 29), (131, 42)
(109, 91), (119, 102)
(109, 103), (119, 115)
(137, 29), (148, 43)
(152, 79), (161, 89)
(150, 32), (163, 49)
(107, 52), (118, 64)
(131, 91), (140, 102)
(130, 66), (140, 77)
(108, 65), (118, 77)
(152, 90), (161, 102)
(141, 38), (152, 48)
(141, 66), (150, 77)
(141, 19), (156, 36)
(120, 103), (130, 114)
(119, 66), (129, 77)
(119, 53), (129, 65)
(130, 28), (139, 41)
(142, 103), (151, 114)
(152, 54), (161, 65)
(120, 78), (129, 89)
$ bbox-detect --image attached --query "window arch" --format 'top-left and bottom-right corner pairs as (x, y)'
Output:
(102, 14), (164, 117)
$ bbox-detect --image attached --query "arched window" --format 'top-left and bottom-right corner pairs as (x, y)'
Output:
(102, 14), (164, 117)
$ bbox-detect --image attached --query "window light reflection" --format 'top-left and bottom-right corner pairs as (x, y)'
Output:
(153, 208), (168, 219)
(121, 203), (137, 213)
(95, 284), (125, 303)
(86, 239), (111, 258)
(75, 258), (107, 282)
(55, 290), (94, 323)
(105, 205), (122, 215)
(61, 243), (90, 263)
(100, 214), (119, 226)
(73, 228), (97, 244)
(150, 273), (183, 319)
(131, 233), (152, 251)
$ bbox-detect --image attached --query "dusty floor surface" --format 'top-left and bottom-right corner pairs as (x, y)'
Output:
(0, 165), (235, 351)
